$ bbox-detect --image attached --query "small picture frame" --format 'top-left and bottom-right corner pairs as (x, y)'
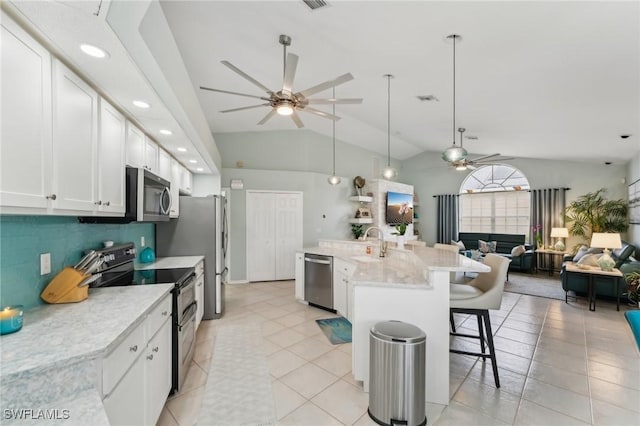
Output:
(355, 207), (371, 218)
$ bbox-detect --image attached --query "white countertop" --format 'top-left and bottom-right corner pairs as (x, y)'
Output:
(0, 284), (173, 423)
(135, 255), (204, 270)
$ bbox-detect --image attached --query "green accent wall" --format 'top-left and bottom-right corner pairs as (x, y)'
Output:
(0, 216), (154, 309)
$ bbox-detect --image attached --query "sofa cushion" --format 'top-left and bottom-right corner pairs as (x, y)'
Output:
(613, 242), (635, 268)
(451, 240), (466, 251)
(457, 233), (489, 251)
(511, 245), (526, 257)
(479, 240), (497, 253)
(576, 253), (601, 267)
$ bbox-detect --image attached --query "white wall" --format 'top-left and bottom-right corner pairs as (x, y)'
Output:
(627, 151), (640, 249)
(192, 174), (221, 197)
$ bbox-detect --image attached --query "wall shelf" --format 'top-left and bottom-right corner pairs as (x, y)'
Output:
(349, 195), (373, 203)
(349, 218), (373, 224)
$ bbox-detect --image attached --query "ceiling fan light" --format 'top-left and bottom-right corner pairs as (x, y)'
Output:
(382, 166), (397, 180)
(455, 164), (468, 171)
(276, 102), (294, 116)
(442, 145), (468, 162)
(328, 175), (341, 185)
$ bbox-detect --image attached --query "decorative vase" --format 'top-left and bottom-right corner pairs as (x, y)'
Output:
(397, 235), (405, 249)
(554, 240), (565, 251)
(597, 249), (615, 271)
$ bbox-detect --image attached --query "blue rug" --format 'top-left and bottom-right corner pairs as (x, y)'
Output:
(316, 317), (352, 345)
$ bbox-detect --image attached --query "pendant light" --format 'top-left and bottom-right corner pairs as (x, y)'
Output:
(327, 86), (341, 185)
(382, 74), (397, 179)
(441, 34), (468, 163)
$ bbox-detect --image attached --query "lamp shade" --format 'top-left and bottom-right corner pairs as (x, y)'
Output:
(590, 232), (622, 249)
(550, 228), (569, 238)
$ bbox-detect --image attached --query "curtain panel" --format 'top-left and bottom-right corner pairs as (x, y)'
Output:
(530, 188), (568, 269)
(436, 194), (458, 244)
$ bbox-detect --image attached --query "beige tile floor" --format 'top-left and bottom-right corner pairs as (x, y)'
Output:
(157, 280), (640, 426)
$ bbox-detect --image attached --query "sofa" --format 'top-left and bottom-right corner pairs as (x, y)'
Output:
(561, 241), (639, 299)
(456, 232), (534, 273)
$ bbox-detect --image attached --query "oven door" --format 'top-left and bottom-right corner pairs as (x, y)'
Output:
(136, 168), (171, 222)
(176, 301), (197, 392)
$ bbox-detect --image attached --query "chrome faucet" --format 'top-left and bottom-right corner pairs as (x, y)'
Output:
(362, 226), (386, 257)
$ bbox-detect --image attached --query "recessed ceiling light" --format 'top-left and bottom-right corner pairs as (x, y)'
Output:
(159, 129), (173, 135)
(189, 160), (197, 164)
(196, 168), (204, 172)
(80, 43), (108, 58)
(132, 100), (150, 109)
(177, 147), (187, 152)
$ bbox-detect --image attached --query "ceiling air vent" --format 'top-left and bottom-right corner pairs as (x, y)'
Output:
(303, 0), (330, 11)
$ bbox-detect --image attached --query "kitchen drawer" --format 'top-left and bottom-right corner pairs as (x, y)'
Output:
(102, 323), (146, 396)
(334, 258), (356, 276)
(195, 260), (205, 278)
(146, 293), (172, 340)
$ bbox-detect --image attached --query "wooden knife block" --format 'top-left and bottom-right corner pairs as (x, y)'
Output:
(41, 267), (89, 304)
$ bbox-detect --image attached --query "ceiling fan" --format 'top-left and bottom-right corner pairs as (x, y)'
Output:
(448, 128), (513, 170)
(199, 34), (362, 128)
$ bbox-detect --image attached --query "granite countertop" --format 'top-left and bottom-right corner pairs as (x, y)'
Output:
(300, 241), (489, 289)
(135, 255), (204, 270)
(0, 284), (173, 424)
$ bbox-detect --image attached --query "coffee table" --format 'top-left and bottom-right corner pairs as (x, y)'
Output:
(563, 262), (622, 311)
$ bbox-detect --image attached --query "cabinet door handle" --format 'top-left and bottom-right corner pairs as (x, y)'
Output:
(94, 200), (102, 205)
(146, 354), (154, 360)
(129, 345), (138, 352)
(152, 346), (159, 352)
(162, 310), (168, 316)
(104, 201), (110, 206)
(46, 194), (57, 200)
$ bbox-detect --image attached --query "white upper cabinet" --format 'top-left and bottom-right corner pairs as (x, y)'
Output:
(51, 59), (98, 213)
(169, 158), (181, 218)
(158, 148), (172, 181)
(125, 122), (145, 168)
(97, 99), (126, 214)
(143, 137), (159, 173)
(0, 14), (53, 211)
(179, 165), (192, 195)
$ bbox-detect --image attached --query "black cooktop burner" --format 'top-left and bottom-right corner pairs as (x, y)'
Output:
(90, 268), (194, 288)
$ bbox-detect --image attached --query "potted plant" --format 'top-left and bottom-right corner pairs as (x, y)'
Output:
(351, 224), (364, 240)
(623, 271), (640, 307)
(563, 188), (628, 249)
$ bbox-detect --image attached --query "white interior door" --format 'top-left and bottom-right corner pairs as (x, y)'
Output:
(247, 192), (276, 282)
(247, 191), (303, 282)
(275, 193), (303, 280)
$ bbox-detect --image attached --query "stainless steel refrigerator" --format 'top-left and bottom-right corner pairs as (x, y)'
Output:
(156, 195), (227, 319)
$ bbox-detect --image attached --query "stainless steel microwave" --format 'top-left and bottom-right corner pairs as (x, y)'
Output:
(79, 166), (171, 223)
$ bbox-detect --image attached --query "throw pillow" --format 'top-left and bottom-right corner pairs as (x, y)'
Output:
(571, 245), (589, 263)
(576, 253), (602, 267)
(511, 245), (526, 257)
(478, 240), (497, 254)
(451, 240), (466, 251)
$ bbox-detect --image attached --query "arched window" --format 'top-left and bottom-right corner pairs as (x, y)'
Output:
(459, 165), (531, 237)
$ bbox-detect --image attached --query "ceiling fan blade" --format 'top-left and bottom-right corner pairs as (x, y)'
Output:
(468, 153), (500, 163)
(200, 86), (271, 101)
(220, 104), (270, 113)
(291, 111), (304, 128)
(299, 106), (341, 121)
(282, 53), (299, 96)
(296, 73), (354, 98)
(221, 60), (274, 94)
(257, 109), (277, 125)
(307, 98), (363, 105)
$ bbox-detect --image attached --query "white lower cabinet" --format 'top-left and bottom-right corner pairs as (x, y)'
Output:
(294, 253), (304, 300)
(332, 258), (356, 318)
(101, 293), (172, 426)
(195, 269), (205, 331)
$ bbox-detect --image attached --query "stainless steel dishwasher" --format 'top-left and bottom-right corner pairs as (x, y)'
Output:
(304, 253), (334, 310)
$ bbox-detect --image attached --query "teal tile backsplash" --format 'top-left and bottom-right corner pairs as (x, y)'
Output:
(0, 216), (154, 309)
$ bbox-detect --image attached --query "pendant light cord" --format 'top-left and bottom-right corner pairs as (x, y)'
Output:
(332, 87), (336, 175)
(387, 74), (391, 167)
(452, 35), (456, 144)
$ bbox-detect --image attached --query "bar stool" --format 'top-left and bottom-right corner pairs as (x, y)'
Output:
(449, 253), (510, 388)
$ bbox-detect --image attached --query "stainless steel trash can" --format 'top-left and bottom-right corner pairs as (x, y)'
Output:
(368, 320), (426, 426)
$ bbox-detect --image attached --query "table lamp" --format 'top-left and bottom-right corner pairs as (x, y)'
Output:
(550, 227), (569, 251)
(590, 232), (622, 271)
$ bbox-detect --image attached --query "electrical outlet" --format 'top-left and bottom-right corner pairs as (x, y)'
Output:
(40, 253), (51, 275)
(141, 236), (145, 247)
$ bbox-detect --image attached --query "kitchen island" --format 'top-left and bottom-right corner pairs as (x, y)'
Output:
(299, 240), (489, 405)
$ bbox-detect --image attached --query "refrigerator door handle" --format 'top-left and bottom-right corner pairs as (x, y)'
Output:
(216, 267), (228, 276)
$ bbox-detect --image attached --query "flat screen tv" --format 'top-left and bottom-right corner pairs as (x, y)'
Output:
(386, 191), (414, 225)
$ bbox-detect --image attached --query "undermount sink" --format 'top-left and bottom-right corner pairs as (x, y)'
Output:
(351, 255), (382, 263)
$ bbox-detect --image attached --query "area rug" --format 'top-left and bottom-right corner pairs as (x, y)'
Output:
(504, 272), (566, 301)
(316, 317), (352, 344)
(198, 324), (276, 425)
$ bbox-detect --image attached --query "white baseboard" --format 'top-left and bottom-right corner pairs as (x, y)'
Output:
(225, 279), (249, 285)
